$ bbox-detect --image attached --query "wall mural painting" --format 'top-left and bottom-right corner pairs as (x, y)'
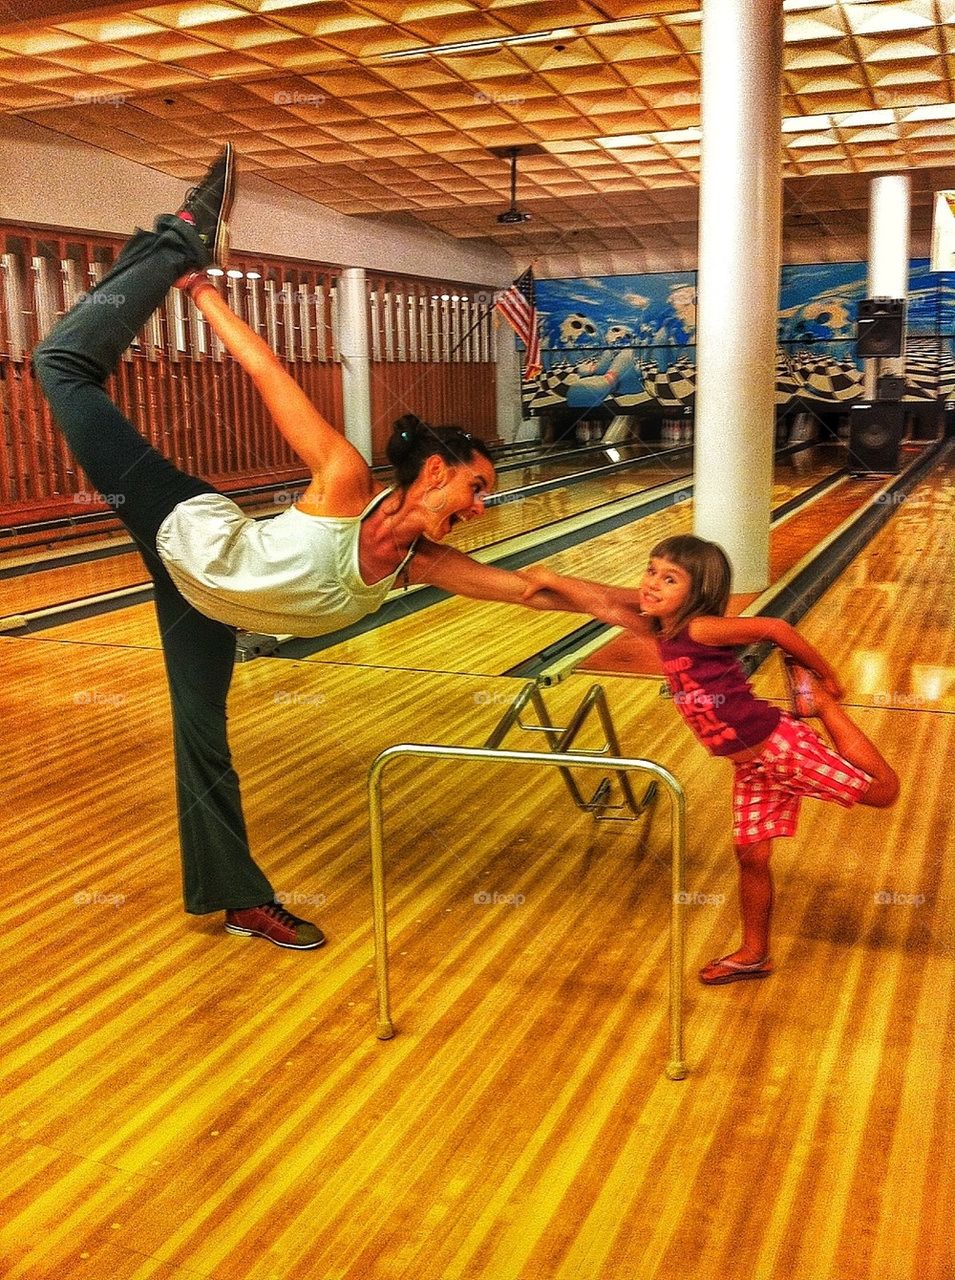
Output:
(522, 261), (955, 418)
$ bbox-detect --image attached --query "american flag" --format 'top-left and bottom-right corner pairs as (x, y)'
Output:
(495, 267), (542, 380)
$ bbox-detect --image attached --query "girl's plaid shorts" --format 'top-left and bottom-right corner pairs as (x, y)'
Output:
(732, 713), (872, 845)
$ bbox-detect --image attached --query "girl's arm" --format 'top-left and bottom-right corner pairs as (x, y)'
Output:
(688, 615), (843, 696)
(185, 277), (371, 501)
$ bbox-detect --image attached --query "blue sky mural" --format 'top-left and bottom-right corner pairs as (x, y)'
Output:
(522, 261), (955, 414)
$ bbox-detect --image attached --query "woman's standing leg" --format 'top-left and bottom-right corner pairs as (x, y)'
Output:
(151, 568), (276, 913)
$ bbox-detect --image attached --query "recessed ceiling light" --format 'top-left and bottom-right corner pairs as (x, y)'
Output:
(838, 109), (895, 128)
(597, 134), (654, 149)
(905, 103), (955, 122)
(656, 128), (701, 143)
(782, 114), (832, 132)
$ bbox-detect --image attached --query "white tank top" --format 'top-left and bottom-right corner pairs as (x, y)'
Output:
(155, 488), (415, 637)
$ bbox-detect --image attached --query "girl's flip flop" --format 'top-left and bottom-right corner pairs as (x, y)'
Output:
(699, 955), (774, 985)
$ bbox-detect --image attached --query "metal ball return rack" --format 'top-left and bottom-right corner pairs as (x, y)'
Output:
(367, 680), (689, 1080)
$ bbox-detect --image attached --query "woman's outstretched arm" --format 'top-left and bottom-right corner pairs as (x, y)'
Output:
(518, 565), (651, 630)
(183, 276), (369, 493)
(408, 543), (648, 625)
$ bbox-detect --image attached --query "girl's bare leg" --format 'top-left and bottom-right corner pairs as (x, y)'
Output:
(730, 838), (774, 963)
(812, 682), (899, 807)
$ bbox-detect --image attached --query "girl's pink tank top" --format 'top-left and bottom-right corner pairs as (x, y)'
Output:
(656, 626), (782, 757)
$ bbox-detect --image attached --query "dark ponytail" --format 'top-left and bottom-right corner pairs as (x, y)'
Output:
(387, 414), (493, 488)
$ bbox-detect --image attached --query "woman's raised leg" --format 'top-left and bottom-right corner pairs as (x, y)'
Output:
(31, 212), (220, 548)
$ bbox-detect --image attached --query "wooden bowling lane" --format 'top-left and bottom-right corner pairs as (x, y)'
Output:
(0, 495), (287, 618)
(758, 455), (955, 712)
(447, 459), (691, 554)
(0, 444), (842, 620)
(1, 612), (951, 1278)
(2, 549), (150, 618)
(424, 443), (844, 555)
(305, 458), (853, 677)
(491, 441), (678, 492)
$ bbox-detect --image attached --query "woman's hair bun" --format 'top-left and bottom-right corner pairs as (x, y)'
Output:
(386, 415), (493, 488)
(392, 413), (425, 442)
(387, 414), (428, 471)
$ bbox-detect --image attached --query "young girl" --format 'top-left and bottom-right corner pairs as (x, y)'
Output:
(523, 535), (899, 984)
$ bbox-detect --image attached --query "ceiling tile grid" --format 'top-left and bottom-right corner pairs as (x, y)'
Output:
(1, 0), (953, 259)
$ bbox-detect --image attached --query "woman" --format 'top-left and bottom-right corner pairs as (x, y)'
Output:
(32, 146), (588, 951)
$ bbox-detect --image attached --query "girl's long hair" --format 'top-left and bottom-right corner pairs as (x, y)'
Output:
(648, 535), (732, 635)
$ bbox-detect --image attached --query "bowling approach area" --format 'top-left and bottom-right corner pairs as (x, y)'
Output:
(1, 434), (952, 1280)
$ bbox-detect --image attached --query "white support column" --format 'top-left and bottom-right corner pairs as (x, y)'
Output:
(693, 0), (783, 593)
(494, 315), (526, 442)
(864, 174), (911, 398)
(338, 266), (373, 462)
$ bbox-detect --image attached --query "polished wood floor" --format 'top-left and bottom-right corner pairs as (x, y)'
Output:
(0, 453), (951, 1280)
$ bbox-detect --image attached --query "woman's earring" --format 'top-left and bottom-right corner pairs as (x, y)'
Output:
(424, 489), (448, 514)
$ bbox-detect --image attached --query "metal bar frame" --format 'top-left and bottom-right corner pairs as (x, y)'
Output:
(483, 681), (654, 820)
(368, 743), (688, 1081)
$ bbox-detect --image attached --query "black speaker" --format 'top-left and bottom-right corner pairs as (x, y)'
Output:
(856, 298), (905, 358)
(848, 403), (905, 473)
(877, 373), (906, 401)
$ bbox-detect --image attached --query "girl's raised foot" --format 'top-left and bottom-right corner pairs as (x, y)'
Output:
(783, 656), (820, 719)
